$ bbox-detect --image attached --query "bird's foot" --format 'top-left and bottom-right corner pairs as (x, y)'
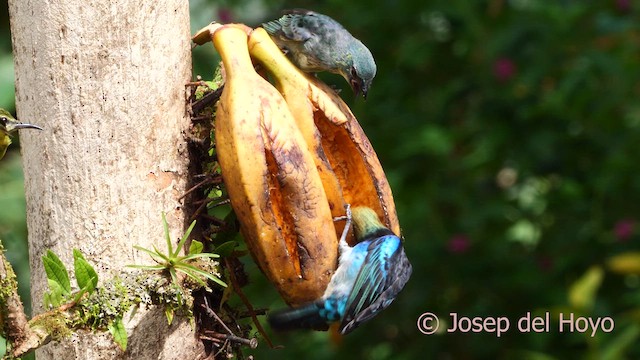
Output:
(335, 204), (352, 248)
(332, 204), (351, 222)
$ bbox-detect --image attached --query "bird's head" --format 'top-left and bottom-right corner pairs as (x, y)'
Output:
(0, 109), (43, 135)
(351, 206), (394, 241)
(344, 41), (376, 100)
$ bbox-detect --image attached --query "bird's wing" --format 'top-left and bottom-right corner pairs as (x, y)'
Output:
(262, 10), (351, 72)
(339, 235), (412, 334)
(282, 8), (316, 16)
(263, 11), (316, 43)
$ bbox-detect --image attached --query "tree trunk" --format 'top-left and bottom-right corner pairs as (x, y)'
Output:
(8, 0), (202, 358)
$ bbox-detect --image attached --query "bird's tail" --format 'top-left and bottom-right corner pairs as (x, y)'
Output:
(268, 301), (332, 332)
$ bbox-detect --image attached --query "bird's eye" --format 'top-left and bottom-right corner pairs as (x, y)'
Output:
(350, 67), (358, 78)
(0, 117), (6, 125)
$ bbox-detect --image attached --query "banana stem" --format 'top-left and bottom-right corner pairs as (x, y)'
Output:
(212, 27), (254, 76)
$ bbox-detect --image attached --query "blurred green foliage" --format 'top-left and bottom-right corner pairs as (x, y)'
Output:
(3, 0), (640, 359)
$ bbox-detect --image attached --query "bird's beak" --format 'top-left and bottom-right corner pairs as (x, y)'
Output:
(350, 78), (365, 100)
(9, 123), (43, 132)
(361, 82), (370, 100)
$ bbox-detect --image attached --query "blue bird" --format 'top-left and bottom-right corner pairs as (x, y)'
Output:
(268, 205), (412, 334)
(262, 9), (377, 99)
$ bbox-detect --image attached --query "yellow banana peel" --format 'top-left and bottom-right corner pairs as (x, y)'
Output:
(248, 27), (399, 238)
(248, 28), (355, 127)
(193, 23), (400, 305)
(248, 28), (350, 240)
(210, 25), (337, 305)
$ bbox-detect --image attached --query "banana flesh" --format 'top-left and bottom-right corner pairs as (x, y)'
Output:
(194, 24), (399, 305)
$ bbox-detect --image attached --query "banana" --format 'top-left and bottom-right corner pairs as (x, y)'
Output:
(192, 23), (401, 307)
(247, 28), (400, 240)
(247, 28), (350, 240)
(206, 24), (338, 306)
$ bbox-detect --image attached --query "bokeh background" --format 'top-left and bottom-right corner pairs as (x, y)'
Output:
(2, 1), (640, 359)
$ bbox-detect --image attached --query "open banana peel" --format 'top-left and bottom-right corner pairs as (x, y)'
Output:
(193, 23), (399, 306)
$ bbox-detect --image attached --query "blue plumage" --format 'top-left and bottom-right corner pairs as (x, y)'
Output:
(268, 206), (412, 334)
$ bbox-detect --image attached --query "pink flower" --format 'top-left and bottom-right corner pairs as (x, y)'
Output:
(218, 8), (233, 23)
(615, 0), (631, 12)
(493, 57), (517, 82)
(614, 219), (635, 241)
(447, 234), (471, 254)
(536, 256), (554, 272)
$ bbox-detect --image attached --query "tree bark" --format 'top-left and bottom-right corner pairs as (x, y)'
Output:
(8, 0), (201, 358)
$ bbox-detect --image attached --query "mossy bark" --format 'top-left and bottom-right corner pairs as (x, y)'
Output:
(7, 0), (199, 358)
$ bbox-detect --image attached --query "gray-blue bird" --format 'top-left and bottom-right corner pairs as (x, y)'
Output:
(268, 206), (412, 334)
(262, 9), (377, 99)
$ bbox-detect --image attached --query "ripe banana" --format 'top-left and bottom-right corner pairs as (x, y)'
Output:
(247, 27), (400, 239)
(207, 24), (338, 306)
(193, 23), (401, 307)
(247, 27), (350, 240)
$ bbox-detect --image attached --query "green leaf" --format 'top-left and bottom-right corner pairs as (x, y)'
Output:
(72, 249), (86, 262)
(162, 212), (172, 254)
(129, 305), (139, 320)
(108, 317), (128, 351)
(175, 220), (197, 258)
(43, 292), (53, 309)
(601, 323), (640, 360)
(507, 219), (541, 246)
(188, 239), (204, 255)
(126, 264), (167, 271)
(231, 249), (249, 257)
(165, 307), (175, 325)
(72, 288), (87, 304)
(176, 263), (226, 287)
(0, 334), (6, 358)
(214, 241), (237, 257)
(169, 267), (179, 285)
(73, 249), (98, 294)
(179, 252), (220, 262)
(569, 266), (604, 311)
(212, 211), (240, 244)
(177, 267), (208, 288)
(151, 245), (170, 262)
(42, 250), (71, 294)
(133, 245), (167, 263)
(45, 279), (65, 307)
(209, 276), (227, 288)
